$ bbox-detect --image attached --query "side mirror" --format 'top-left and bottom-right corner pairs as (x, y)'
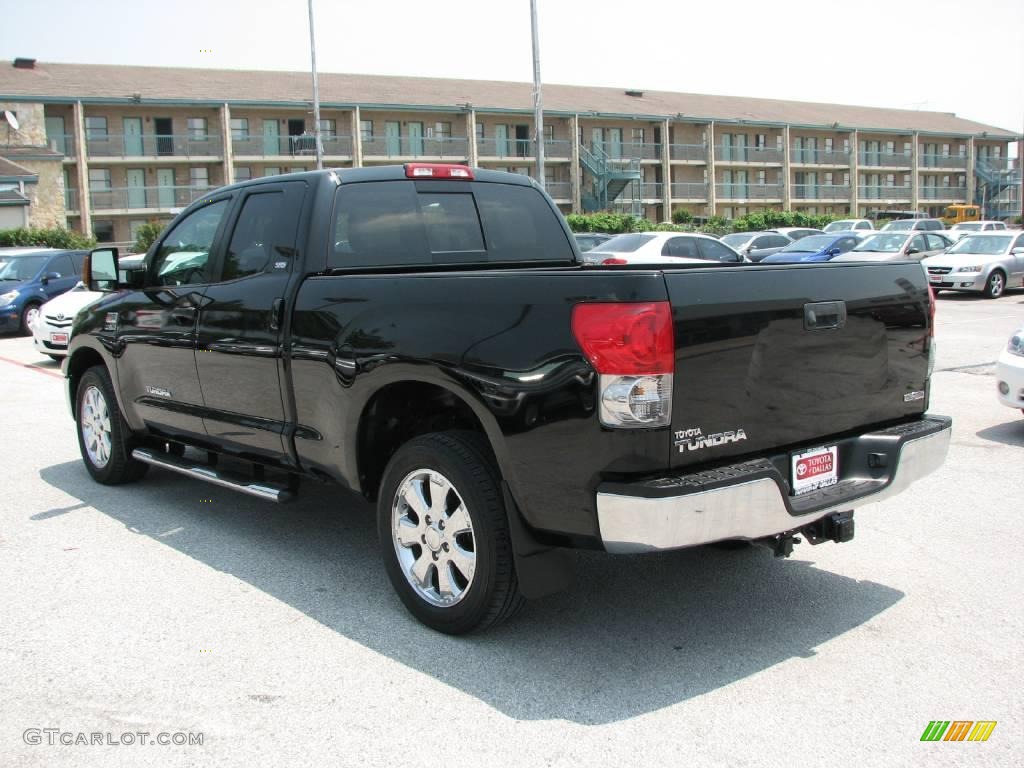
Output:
(1012, 247), (1024, 255)
(827, 248), (841, 256)
(906, 247), (920, 255)
(41, 271), (61, 285)
(85, 247), (120, 292)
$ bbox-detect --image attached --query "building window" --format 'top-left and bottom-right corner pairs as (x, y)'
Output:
(288, 167), (303, 174)
(187, 118), (208, 139)
(428, 122), (452, 139)
(85, 117), (108, 138)
(230, 118), (249, 139)
(235, 166), (251, 182)
(824, 137), (833, 152)
(318, 119), (336, 138)
(902, 141), (911, 155)
(843, 138), (850, 153)
(190, 167), (209, 187)
(544, 124), (555, 141)
(885, 173), (895, 187)
(264, 167), (281, 177)
(88, 168), (111, 190)
(941, 143), (950, 157)
(754, 134), (766, 148)
(475, 123), (484, 139)
(93, 221), (114, 243)
(359, 120), (373, 140)
(632, 127), (646, 144)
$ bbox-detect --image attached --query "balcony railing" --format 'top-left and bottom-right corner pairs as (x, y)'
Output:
(596, 142), (661, 161)
(362, 136), (469, 159)
(919, 154), (967, 169)
(64, 188), (78, 211)
(637, 182), (663, 199)
(858, 185), (912, 200)
(89, 185), (214, 211)
(977, 156), (1010, 171)
(669, 144), (707, 162)
(544, 181), (571, 199)
(858, 152), (912, 168)
(48, 134), (76, 157)
(233, 134), (353, 157)
(716, 183), (783, 199)
(715, 146), (783, 163)
(86, 133), (223, 159)
(792, 184), (850, 200)
(475, 138), (571, 159)
(670, 182), (707, 199)
(791, 148), (850, 165)
(919, 186), (968, 201)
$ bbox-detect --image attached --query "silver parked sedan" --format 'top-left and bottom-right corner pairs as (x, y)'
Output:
(719, 231), (792, 262)
(921, 232), (1024, 299)
(831, 231), (953, 263)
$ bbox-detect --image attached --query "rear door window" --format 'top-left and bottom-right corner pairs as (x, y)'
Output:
(473, 183), (573, 263)
(661, 236), (699, 258)
(697, 238), (741, 262)
(51, 254), (76, 277)
(221, 188), (303, 281)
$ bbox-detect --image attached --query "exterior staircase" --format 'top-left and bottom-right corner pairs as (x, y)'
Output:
(580, 143), (642, 216)
(974, 158), (1021, 220)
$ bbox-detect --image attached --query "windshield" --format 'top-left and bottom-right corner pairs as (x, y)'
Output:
(720, 233), (752, 248)
(853, 233), (908, 253)
(953, 222), (982, 231)
(884, 220), (914, 231)
(0, 255), (48, 281)
(947, 235), (1012, 256)
(591, 234), (656, 253)
(780, 234), (836, 253)
(824, 221), (853, 232)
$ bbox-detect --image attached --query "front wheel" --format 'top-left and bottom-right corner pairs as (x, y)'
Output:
(377, 432), (524, 634)
(20, 302), (41, 335)
(76, 366), (148, 484)
(983, 270), (1006, 299)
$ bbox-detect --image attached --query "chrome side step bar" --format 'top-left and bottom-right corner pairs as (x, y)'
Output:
(131, 448), (294, 503)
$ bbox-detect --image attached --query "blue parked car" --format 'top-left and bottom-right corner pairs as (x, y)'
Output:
(759, 232), (864, 264)
(0, 248), (87, 334)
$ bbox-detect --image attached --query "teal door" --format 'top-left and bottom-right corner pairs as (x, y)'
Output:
(157, 168), (175, 208)
(126, 168), (146, 208)
(734, 134), (747, 162)
(591, 127), (603, 155)
(123, 118), (144, 156)
(408, 122), (423, 156)
(607, 128), (622, 160)
(263, 120), (280, 156)
(45, 116), (66, 154)
(495, 124), (510, 157)
(721, 133), (733, 162)
(385, 121), (400, 156)
(736, 170), (748, 198)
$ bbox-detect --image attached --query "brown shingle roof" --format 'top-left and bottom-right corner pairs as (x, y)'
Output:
(0, 60), (1018, 138)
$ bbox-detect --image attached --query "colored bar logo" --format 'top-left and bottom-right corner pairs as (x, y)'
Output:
(920, 721), (997, 742)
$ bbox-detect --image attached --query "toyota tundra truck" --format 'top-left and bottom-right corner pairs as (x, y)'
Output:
(64, 164), (951, 634)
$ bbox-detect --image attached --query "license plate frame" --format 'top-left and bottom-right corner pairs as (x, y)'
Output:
(791, 445), (839, 496)
(50, 332), (69, 345)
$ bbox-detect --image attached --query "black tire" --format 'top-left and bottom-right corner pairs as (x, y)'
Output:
(47, 354), (63, 362)
(377, 431), (524, 634)
(19, 302), (41, 335)
(983, 269), (1006, 299)
(75, 365), (149, 485)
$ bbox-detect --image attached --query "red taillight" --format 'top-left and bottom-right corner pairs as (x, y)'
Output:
(404, 163), (474, 179)
(571, 302), (674, 375)
(601, 257), (628, 265)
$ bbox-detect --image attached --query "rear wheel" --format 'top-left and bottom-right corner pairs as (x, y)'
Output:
(76, 366), (148, 485)
(20, 302), (41, 335)
(983, 270), (1006, 299)
(377, 431), (524, 634)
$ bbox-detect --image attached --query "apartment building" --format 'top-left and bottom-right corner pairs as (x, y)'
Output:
(1, 58), (1019, 245)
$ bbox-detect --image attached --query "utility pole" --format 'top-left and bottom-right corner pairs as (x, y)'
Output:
(530, 0), (545, 190)
(308, 0), (323, 169)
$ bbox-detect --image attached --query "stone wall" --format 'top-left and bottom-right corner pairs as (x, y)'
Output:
(0, 101), (46, 146)
(15, 158), (66, 229)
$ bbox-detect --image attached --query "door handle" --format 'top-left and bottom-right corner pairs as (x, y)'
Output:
(270, 298), (285, 332)
(804, 301), (847, 331)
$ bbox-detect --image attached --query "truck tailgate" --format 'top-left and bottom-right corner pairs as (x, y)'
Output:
(665, 262), (931, 469)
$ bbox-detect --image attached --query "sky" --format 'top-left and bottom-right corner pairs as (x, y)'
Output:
(1, 0), (1022, 142)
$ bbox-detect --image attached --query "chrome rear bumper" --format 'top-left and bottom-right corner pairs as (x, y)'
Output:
(597, 415), (951, 553)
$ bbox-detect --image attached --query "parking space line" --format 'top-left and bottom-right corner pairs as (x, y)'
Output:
(0, 354), (63, 379)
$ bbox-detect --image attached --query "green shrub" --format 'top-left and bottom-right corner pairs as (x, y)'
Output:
(0, 227), (96, 249)
(671, 208), (693, 225)
(132, 220), (167, 254)
(564, 212), (656, 234)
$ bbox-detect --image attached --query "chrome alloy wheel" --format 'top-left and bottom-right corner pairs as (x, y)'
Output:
(80, 385), (112, 468)
(392, 469), (476, 607)
(23, 305), (40, 328)
(989, 271), (1005, 298)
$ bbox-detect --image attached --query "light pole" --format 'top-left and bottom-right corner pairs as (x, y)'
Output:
(530, 0), (545, 191)
(308, 0), (323, 170)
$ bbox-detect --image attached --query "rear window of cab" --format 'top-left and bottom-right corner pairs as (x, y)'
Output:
(329, 180), (574, 269)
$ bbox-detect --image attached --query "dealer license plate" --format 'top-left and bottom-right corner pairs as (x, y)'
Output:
(791, 445), (838, 496)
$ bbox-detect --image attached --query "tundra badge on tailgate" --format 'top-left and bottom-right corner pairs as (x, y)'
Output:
(674, 426), (748, 453)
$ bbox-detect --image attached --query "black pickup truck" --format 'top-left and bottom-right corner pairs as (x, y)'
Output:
(65, 164), (951, 634)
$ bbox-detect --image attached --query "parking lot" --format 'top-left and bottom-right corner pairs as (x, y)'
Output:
(1, 290), (1021, 767)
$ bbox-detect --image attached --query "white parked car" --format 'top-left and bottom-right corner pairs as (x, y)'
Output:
(997, 327), (1024, 415)
(921, 232), (1024, 298)
(581, 232), (743, 265)
(881, 218), (945, 232)
(824, 219), (874, 233)
(945, 221), (1008, 242)
(29, 254), (144, 359)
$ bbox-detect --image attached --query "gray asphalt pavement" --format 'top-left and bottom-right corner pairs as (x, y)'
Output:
(2, 289), (1022, 767)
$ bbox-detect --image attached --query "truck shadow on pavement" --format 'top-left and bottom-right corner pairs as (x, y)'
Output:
(976, 420), (1024, 447)
(40, 459), (903, 725)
